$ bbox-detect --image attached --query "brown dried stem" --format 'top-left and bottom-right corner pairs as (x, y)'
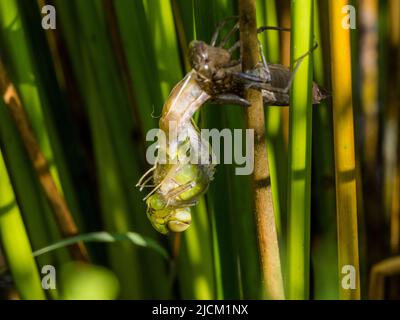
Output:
(239, 0), (284, 299)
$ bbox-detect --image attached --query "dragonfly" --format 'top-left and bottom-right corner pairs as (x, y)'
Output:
(137, 17), (328, 235)
(136, 68), (214, 234)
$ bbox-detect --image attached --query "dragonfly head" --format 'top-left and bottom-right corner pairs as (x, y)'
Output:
(189, 40), (231, 80)
(146, 194), (192, 234)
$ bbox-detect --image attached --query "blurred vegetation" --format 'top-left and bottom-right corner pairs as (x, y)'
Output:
(0, 0), (399, 300)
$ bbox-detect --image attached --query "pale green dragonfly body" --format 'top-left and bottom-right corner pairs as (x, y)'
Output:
(137, 71), (215, 234)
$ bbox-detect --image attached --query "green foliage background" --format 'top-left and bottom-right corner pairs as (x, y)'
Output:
(0, 0), (398, 300)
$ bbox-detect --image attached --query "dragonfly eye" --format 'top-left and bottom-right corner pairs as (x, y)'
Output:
(188, 41), (213, 71)
(168, 220), (191, 233)
(167, 208), (192, 233)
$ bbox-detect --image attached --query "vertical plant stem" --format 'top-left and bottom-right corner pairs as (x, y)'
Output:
(311, 0), (338, 300)
(102, 0), (145, 159)
(0, 96), (58, 269)
(239, 0), (284, 300)
(178, 199), (215, 299)
(359, 0), (386, 277)
(194, 0), (243, 299)
(360, 0), (379, 175)
(171, 0), (191, 71)
(329, 0), (361, 300)
(387, 0), (400, 256)
(0, 149), (45, 300)
(256, 0), (288, 250)
(112, 0), (162, 133)
(172, 1), (216, 299)
(277, 0), (291, 147)
(286, 0), (314, 300)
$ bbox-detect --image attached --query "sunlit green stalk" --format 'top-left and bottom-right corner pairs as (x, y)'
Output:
(178, 199), (215, 299)
(0, 93), (62, 269)
(287, 0), (314, 300)
(143, 0), (183, 99)
(0, 149), (45, 300)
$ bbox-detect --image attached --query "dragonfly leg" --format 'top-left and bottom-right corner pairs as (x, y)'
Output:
(232, 67), (270, 86)
(257, 26), (291, 33)
(232, 72), (289, 95)
(257, 40), (271, 81)
(234, 71), (265, 83)
(138, 175), (155, 191)
(210, 16), (239, 46)
(222, 59), (241, 68)
(219, 22), (239, 47)
(230, 39), (271, 79)
(211, 93), (251, 107)
(227, 26), (290, 54)
(279, 42), (319, 93)
(136, 164), (156, 188)
(233, 43), (319, 94)
(211, 19), (287, 49)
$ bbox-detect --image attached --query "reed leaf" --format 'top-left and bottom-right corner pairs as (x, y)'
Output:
(33, 231), (168, 260)
(329, 0), (361, 300)
(0, 149), (45, 300)
(193, 0), (243, 299)
(286, 0), (314, 300)
(311, 0), (338, 300)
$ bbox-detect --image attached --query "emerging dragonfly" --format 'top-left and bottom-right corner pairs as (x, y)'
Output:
(137, 17), (327, 235)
